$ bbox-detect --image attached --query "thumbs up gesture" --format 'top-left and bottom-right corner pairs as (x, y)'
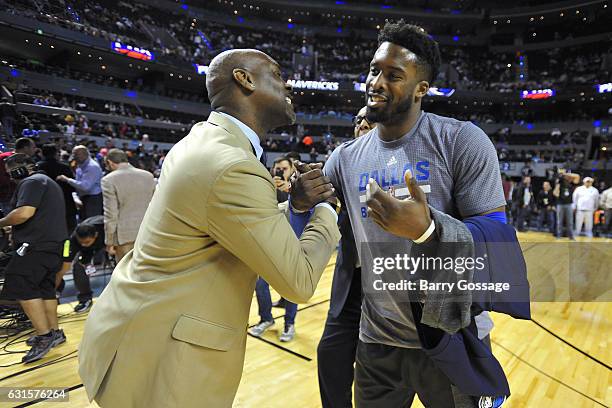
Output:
(365, 169), (432, 241)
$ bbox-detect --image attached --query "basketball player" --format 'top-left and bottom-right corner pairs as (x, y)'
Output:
(294, 21), (506, 407)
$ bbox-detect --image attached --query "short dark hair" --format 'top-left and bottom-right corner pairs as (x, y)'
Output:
(273, 156), (292, 167)
(15, 137), (35, 151)
(377, 20), (441, 84)
(42, 144), (57, 159)
(285, 151), (301, 162)
(75, 223), (97, 239)
(4, 153), (35, 168)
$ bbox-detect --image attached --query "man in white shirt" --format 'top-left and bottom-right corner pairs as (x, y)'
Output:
(573, 177), (599, 237)
(600, 185), (612, 237)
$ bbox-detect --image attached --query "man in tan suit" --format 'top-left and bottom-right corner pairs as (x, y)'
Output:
(78, 49), (341, 407)
(101, 148), (155, 261)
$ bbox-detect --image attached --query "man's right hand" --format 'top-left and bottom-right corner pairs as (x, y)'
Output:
(290, 161), (335, 212)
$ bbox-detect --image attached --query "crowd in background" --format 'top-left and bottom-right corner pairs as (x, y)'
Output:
(506, 170), (612, 238)
(1, 0), (611, 91)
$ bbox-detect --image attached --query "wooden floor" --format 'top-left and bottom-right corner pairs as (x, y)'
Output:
(0, 232), (610, 408)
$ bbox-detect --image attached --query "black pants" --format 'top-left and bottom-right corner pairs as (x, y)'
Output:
(516, 206), (531, 231)
(317, 278), (362, 408)
(354, 341), (456, 408)
(80, 193), (103, 219)
(72, 249), (105, 302)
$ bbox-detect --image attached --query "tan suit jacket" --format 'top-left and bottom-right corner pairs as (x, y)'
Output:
(101, 164), (156, 246)
(78, 112), (341, 407)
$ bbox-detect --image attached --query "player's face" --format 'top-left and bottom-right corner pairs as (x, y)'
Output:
(365, 42), (423, 125)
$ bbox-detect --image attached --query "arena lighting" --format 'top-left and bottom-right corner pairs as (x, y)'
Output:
(520, 89), (555, 100)
(427, 87), (455, 97)
(597, 83), (612, 93)
(287, 79), (339, 91)
(194, 64), (208, 75)
(111, 42), (154, 61)
(353, 83), (455, 96)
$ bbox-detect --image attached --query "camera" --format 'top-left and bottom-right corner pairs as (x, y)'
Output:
(274, 168), (285, 180)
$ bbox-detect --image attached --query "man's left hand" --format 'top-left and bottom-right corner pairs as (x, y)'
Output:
(56, 175), (69, 183)
(366, 170), (432, 240)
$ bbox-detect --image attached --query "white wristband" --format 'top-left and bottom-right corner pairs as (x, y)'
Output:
(413, 219), (436, 244)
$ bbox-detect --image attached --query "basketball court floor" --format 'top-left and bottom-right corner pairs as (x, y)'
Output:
(0, 232), (610, 407)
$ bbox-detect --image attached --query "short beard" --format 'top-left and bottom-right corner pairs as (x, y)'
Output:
(366, 95), (413, 125)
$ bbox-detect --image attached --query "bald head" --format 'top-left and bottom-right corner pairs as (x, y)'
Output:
(205, 48), (295, 134)
(72, 145), (90, 164)
(206, 49), (277, 108)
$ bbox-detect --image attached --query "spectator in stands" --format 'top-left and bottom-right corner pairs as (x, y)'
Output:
(553, 172), (580, 239)
(536, 181), (556, 233)
(37, 144), (78, 233)
(573, 177), (599, 238)
(56, 145), (103, 219)
(101, 149), (156, 261)
(0, 153), (68, 363)
(0, 97), (17, 141)
(512, 176), (534, 232)
(520, 161), (534, 178)
(64, 115), (76, 136)
(600, 184), (612, 237)
(56, 216), (106, 313)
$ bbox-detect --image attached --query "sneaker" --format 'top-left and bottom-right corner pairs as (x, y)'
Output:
(74, 299), (92, 313)
(22, 332), (54, 364)
(26, 329), (66, 347)
(272, 298), (287, 308)
(52, 329), (66, 347)
(279, 324), (295, 342)
(248, 320), (274, 337)
(25, 332), (38, 347)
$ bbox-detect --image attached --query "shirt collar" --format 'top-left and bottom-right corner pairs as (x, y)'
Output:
(216, 111), (263, 160)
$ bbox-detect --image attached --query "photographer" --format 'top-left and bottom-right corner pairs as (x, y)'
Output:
(250, 156), (299, 342)
(553, 171), (580, 239)
(536, 181), (556, 233)
(271, 156), (293, 203)
(0, 153), (68, 364)
(512, 176), (534, 232)
(56, 215), (106, 313)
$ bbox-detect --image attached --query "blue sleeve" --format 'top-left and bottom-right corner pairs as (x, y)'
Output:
(288, 197), (313, 237)
(69, 165), (97, 194)
(481, 211), (507, 224)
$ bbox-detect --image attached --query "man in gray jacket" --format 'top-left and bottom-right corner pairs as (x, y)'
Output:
(101, 148), (156, 261)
